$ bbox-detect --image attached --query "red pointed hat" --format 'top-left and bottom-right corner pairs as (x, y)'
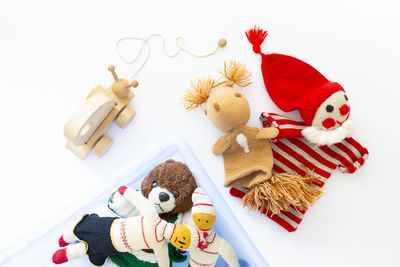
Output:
(246, 27), (345, 126)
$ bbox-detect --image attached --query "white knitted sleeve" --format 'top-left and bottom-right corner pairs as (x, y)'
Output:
(123, 187), (159, 221)
(216, 236), (240, 267)
(108, 191), (140, 218)
(153, 243), (169, 267)
(180, 210), (194, 226)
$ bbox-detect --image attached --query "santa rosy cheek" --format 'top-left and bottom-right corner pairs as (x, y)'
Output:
(322, 118), (336, 129)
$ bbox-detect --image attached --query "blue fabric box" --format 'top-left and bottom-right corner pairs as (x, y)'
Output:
(0, 138), (269, 267)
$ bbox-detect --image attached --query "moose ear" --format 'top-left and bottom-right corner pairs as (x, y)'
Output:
(213, 103), (220, 111)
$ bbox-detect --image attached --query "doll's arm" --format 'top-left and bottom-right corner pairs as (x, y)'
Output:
(181, 210), (195, 226)
(338, 137), (369, 174)
(217, 237), (240, 267)
(260, 112), (306, 140)
(153, 243), (170, 267)
(256, 127), (279, 139)
(212, 132), (235, 155)
(118, 186), (159, 220)
(108, 190), (140, 218)
(265, 126), (305, 140)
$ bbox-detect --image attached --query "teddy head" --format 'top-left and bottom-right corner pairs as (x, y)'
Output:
(182, 61), (252, 132)
(141, 159), (197, 217)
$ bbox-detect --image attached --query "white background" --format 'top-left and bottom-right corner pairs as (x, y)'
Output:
(1, 0), (399, 266)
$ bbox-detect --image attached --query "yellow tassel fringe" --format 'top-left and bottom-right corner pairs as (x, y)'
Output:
(242, 171), (323, 215)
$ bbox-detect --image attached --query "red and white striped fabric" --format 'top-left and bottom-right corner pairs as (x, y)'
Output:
(230, 112), (369, 232)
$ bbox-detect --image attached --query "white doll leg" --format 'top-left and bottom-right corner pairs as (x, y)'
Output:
(153, 243), (169, 267)
(66, 243), (87, 261)
(52, 242), (87, 264)
(58, 225), (77, 247)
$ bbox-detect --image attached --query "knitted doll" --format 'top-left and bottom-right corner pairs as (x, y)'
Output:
(229, 27), (369, 232)
(187, 187), (239, 267)
(52, 186), (202, 267)
(106, 160), (197, 266)
(182, 61), (322, 214)
(245, 26), (357, 146)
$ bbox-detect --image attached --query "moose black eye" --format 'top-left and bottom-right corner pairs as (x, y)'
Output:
(198, 219), (201, 221)
(151, 182), (158, 188)
(173, 191), (179, 198)
(180, 246), (183, 248)
(326, 105), (334, 113)
(344, 94), (348, 101)
(206, 220), (209, 223)
(183, 237), (186, 240)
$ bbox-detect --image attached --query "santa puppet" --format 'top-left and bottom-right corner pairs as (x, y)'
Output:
(230, 27), (369, 232)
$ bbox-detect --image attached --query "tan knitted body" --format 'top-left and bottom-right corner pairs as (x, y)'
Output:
(183, 61), (322, 215)
(214, 125), (274, 188)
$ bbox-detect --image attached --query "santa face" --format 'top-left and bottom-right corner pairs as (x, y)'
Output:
(312, 91), (350, 130)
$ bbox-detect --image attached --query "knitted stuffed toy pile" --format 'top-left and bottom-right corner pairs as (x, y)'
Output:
(52, 186), (202, 267)
(188, 187), (239, 267)
(106, 160), (197, 266)
(229, 27), (369, 232)
(182, 61), (322, 215)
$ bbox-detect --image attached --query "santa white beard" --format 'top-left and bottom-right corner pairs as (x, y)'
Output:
(301, 119), (354, 146)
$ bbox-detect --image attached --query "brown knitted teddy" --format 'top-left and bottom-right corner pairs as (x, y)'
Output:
(107, 160), (198, 266)
(182, 61), (322, 214)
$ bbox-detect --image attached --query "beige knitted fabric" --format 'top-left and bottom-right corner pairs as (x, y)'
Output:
(214, 125), (274, 188)
(183, 61), (322, 214)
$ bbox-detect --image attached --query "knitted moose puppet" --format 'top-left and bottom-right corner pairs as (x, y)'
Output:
(52, 186), (202, 267)
(182, 61), (322, 215)
(188, 187), (240, 267)
(229, 27), (369, 232)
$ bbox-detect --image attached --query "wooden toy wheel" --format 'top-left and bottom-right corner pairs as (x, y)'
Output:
(116, 107), (136, 129)
(93, 135), (113, 157)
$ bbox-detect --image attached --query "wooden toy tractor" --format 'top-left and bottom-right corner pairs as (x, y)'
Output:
(64, 65), (138, 160)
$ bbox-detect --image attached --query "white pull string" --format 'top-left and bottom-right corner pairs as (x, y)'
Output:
(115, 33), (227, 81)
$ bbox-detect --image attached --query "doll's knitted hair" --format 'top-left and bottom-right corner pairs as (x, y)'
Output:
(181, 61), (252, 111)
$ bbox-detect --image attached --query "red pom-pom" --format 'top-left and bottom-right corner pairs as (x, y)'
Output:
(245, 26), (268, 54)
(118, 186), (128, 195)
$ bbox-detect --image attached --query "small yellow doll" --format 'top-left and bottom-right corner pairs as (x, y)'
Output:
(188, 187), (239, 267)
(182, 61), (322, 214)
